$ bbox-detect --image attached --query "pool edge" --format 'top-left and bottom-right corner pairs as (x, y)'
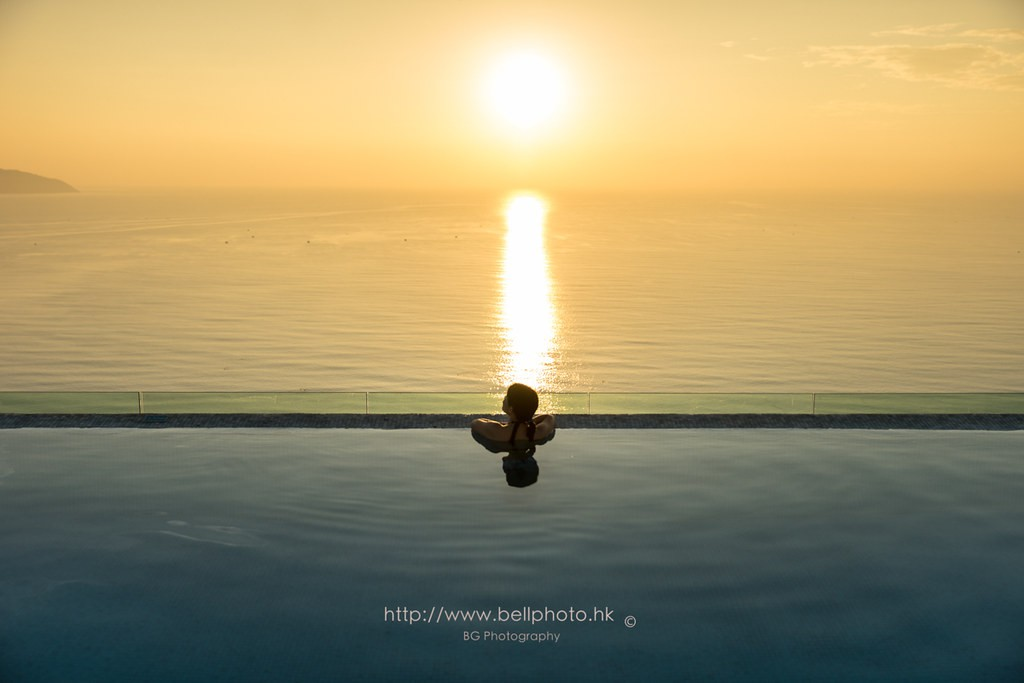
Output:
(1, 413), (1022, 430)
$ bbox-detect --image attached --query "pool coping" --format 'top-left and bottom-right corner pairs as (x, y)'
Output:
(1, 413), (1022, 429)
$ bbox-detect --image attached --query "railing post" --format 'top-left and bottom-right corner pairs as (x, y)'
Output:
(138, 391), (144, 415)
(811, 393), (816, 415)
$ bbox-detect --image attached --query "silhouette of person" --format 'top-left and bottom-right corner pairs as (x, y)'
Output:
(471, 383), (556, 487)
(471, 383), (556, 446)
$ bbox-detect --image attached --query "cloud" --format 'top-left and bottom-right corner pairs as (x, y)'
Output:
(807, 27), (1024, 91)
(720, 40), (775, 61)
(960, 28), (1024, 43)
(873, 25), (1024, 42)
(872, 24), (963, 39)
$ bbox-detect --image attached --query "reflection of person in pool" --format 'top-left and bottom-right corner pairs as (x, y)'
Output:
(500, 453), (540, 488)
(470, 384), (556, 487)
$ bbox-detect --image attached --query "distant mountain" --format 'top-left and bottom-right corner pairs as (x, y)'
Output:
(0, 169), (77, 194)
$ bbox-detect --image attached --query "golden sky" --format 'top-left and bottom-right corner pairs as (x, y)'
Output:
(1, 0), (1022, 192)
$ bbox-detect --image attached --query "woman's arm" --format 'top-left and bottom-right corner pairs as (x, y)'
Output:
(533, 414), (556, 439)
(534, 414), (556, 428)
(471, 417), (505, 441)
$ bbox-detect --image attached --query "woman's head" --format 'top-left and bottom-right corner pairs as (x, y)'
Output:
(504, 383), (539, 421)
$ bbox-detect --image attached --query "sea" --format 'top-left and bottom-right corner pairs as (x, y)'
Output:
(1, 189), (1021, 394)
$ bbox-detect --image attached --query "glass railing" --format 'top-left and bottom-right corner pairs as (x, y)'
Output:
(1, 392), (1022, 415)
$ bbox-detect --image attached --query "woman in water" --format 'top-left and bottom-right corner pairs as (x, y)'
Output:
(471, 383), (556, 447)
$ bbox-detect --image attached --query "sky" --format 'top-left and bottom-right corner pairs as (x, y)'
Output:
(1, 0), (1022, 192)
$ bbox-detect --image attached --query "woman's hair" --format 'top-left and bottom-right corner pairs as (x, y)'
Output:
(506, 383), (539, 421)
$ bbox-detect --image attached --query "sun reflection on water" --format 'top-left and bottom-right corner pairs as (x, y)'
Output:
(495, 193), (558, 393)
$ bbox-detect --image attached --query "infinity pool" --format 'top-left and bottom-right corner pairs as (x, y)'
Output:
(1, 429), (1022, 682)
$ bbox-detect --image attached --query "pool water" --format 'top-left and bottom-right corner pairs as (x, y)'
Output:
(1, 429), (1022, 682)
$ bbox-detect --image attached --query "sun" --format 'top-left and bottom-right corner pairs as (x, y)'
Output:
(484, 51), (567, 134)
